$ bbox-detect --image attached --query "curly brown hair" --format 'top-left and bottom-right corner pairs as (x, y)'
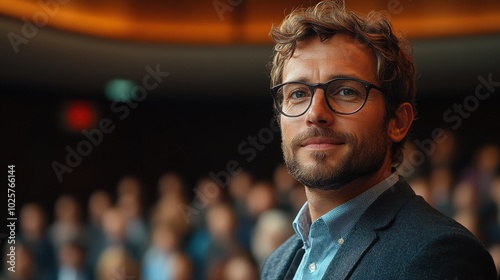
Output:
(269, 0), (416, 167)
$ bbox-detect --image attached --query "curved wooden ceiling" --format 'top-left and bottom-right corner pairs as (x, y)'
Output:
(1, 0), (500, 44)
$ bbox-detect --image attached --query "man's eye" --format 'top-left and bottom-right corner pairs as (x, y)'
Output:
(338, 88), (357, 96)
(289, 90), (309, 99)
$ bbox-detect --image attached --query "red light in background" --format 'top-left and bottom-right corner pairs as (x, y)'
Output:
(64, 100), (97, 131)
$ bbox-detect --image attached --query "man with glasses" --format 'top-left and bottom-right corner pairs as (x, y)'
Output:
(262, 1), (496, 279)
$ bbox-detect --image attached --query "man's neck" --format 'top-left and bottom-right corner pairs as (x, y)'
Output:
(305, 167), (393, 221)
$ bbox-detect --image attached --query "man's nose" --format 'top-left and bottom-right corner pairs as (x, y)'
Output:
(306, 90), (335, 127)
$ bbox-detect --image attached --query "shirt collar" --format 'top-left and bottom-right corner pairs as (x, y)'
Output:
(292, 172), (399, 246)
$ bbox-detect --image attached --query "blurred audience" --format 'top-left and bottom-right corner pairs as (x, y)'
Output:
(158, 172), (189, 202)
(95, 246), (139, 280)
(208, 252), (259, 280)
(117, 193), (148, 258)
(116, 175), (142, 198)
(480, 175), (500, 247)
(228, 171), (253, 220)
(51, 240), (90, 280)
(273, 163), (299, 212)
(288, 183), (307, 213)
(151, 173), (192, 237)
(8, 140), (500, 279)
(251, 210), (293, 268)
(462, 144), (500, 197)
(48, 195), (86, 252)
(185, 177), (223, 279)
(85, 190), (111, 274)
(452, 180), (481, 238)
(204, 202), (241, 278)
(86, 190), (111, 238)
(18, 203), (55, 278)
(429, 166), (455, 216)
(142, 221), (182, 280)
(238, 181), (277, 250)
(171, 253), (194, 280)
(428, 129), (458, 169)
(86, 206), (140, 278)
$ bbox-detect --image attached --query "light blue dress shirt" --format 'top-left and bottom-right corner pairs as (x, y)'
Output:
(292, 173), (399, 280)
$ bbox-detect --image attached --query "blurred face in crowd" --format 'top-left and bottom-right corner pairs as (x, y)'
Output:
(55, 195), (80, 223)
(273, 163), (297, 192)
(246, 182), (276, 217)
(15, 244), (34, 278)
(222, 255), (258, 280)
(475, 144), (500, 172)
(158, 172), (184, 197)
(152, 223), (179, 253)
(489, 176), (500, 205)
(228, 171), (253, 201)
(171, 254), (193, 280)
(280, 34), (393, 190)
(59, 243), (85, 269)
(102, 208), (126, 241)
(88, 190), (111, 224)
(117, 176), (141, 196)
(118, 193), (141, 221)
(20, 203), (45, 240)
(206, 203), (236, 241)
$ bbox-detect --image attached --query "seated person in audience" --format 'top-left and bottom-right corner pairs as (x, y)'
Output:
(18, 203), (56, 278)
(142, 221), (183, 280)
(47, 240), (90, 280)
(95, 246), (139, 280)
(118, 193), (149, 258)
(238, 181), (277, 249)
(88, 207), (139, 272)
(204, 202), (242, 279)
(208, 252), (259, 280)
(251, 209), (293, 268)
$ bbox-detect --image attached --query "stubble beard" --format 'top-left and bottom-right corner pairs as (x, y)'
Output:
(282, 126), (388, 190)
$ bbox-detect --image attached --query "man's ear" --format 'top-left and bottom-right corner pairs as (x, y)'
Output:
(388, 102), (414, 143)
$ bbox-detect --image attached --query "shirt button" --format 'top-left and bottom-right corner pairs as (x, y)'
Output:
(338, 238), (344, 245)
(309, 262), (316, 273)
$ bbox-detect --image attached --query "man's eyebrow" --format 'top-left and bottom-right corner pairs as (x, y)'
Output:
(326, 74), (359, 81)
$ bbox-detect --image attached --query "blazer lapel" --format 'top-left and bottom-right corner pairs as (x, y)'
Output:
(322, 177), (415, 280)
(262, 235), (304, 280)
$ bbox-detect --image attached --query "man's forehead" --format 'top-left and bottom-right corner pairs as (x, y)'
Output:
(282, 34), (377, 82)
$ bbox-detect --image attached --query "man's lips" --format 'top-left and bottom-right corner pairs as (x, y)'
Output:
(300, 137), (344, 150)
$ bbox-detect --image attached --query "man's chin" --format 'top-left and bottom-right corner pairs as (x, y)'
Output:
(298, 151), (341, 169)
(292, 163), (343, 187)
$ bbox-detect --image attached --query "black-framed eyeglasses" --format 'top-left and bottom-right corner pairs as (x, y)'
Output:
(270, 77), (385, 117)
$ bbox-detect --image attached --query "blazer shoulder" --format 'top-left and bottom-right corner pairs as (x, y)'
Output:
(399, 193), (474, 237)
(395, 227), (497, 279)
(374, 178), (475, 238)
(389, 188), (496, 278)
(348, 180), (496, 279)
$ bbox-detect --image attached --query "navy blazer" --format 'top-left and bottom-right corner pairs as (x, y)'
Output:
(261, 177), (496, 279)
